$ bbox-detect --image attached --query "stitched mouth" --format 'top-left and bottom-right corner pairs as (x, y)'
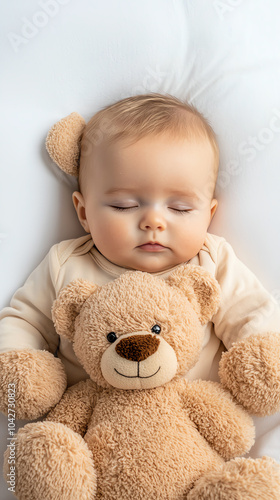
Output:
(114, 365), (161, 379)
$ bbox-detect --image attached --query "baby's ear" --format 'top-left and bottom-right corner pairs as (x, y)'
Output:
(166, 264), (221, 324)
(46, 112), (86, 177)
(52, 279), (98, 341)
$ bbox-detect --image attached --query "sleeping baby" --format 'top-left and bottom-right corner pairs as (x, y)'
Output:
(0, 93), (280, 419)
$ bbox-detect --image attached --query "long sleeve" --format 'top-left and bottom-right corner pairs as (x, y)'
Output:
(0, 245), (61, 354)
(212, 239), (280, 349)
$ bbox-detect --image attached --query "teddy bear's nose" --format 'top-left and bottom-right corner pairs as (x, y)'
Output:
(115, 334), (160, 362)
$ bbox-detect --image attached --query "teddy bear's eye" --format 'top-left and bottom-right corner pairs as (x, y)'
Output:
(107, 332), (118, 343)
(151, 325), (161, 334)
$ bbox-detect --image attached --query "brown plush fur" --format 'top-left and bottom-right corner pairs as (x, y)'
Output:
(0, 349), (66, 419)
(52, 266), (221, 389)
(3, 421), (96, 500)
(46, 379), (99, 435)
(219, 332), (280, 416)
(187, 456), (280, 499)
(45, 112), (85, 177)
(3, 264), (280, 499)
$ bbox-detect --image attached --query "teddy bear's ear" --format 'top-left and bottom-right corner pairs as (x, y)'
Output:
(46, 112), (86, 177)
(52, 279), (98, 341)
(166, 264), (221, 325)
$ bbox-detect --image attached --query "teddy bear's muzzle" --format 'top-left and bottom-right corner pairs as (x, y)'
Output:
(100, 332), (178, 390)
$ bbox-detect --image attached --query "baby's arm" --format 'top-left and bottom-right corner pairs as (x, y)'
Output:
(213, 238), (280, 349)
(178, 379), (255, 460)
(0, 245), (60, 353)
(45, 379), (99, 437)
(0, 244), (66, 419)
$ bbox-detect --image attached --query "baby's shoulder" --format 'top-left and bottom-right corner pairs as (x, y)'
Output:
(50, 235), (94, 267)
(203, 232), (228, 263)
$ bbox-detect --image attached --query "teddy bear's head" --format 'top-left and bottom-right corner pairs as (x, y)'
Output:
(52, 264), (220, 390)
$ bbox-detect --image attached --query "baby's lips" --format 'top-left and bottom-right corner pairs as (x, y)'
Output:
(138, 240), (167, 248)
(138, 243), (166, 251)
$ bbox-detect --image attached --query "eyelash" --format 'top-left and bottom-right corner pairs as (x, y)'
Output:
(110, 206), (191, 214)
(111, 206), (136, 211)
(172, 209), (191, 215)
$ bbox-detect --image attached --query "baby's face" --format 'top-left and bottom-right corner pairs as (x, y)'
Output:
(73, 134), (217, 273)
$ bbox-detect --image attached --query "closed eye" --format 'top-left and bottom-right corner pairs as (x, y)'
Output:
(110, 206), (138, 211)
(110, 206), (192, 213)
(169, 207), (192, 214)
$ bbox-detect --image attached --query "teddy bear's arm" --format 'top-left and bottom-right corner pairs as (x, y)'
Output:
(179, 379), (255, 460)
(219, 332), (280, 416)
(45, 379), (99, 437)
(0, 349), (67, 420)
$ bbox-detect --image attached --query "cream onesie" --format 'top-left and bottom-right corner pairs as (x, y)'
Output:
(0, 233), (280, 386)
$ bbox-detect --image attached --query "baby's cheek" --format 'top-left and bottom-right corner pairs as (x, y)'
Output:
(176, 219), (207, 257)
(91, 215), (121, 246)
(102, 216), (133, 245)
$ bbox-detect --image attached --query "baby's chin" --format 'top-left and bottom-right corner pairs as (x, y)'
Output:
(124, 257), (187, 274)
(100, 247), (191, 273)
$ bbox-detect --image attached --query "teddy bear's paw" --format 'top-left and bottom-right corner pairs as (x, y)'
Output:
(3, 421), (97, 500)
(0, 349), (67, 419)
(219, 332), (280, 416)
(186, 456), (280, 500)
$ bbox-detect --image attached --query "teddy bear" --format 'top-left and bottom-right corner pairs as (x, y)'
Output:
(3, 264), (280, 499)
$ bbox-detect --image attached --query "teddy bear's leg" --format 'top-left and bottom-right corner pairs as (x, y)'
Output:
(3, 421), (97, 500)
(186, 456), (280, 500)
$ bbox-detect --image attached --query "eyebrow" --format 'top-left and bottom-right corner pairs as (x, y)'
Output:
(104, 187), (199, 198)
(105, 188), (137, 195)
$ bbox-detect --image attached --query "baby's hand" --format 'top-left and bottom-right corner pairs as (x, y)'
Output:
(219, 332), (280, 416)
(0, 349), (67, 419)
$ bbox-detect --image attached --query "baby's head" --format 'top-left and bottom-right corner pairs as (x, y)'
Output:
(50, 94), (219, 273)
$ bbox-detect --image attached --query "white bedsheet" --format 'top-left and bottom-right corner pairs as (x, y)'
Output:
(1, 0), (280, 497)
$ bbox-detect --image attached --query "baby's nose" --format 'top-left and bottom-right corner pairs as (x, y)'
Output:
(139, 208), (166, 231)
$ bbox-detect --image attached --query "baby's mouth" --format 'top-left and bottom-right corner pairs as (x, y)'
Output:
(137, 241), (166, 251)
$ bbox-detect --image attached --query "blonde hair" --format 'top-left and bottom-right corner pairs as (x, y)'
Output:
(80, 93), (219, 192)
